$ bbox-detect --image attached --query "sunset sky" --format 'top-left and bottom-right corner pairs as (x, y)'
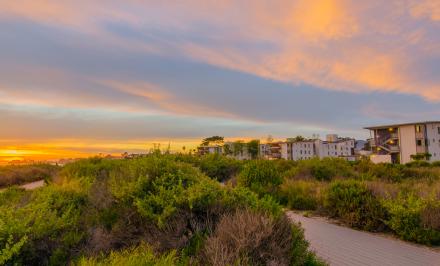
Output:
(0, 0), (439, 163)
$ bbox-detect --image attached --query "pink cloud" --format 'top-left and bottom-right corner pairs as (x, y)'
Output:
(0, 1), (438, 101)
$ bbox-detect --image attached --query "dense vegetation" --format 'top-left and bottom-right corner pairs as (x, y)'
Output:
(244, 158), (440, 246)
(0, 164), (59, 188)
(0, 155), (324, 265)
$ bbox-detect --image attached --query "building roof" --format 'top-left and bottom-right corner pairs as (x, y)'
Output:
(364, 121), (440, 130)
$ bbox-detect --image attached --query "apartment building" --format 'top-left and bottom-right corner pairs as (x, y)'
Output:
(315, 137), (356, 160)
(260, 142), (282, 160)
(365, 121), (440, 164)
(280, 140), (315, 160)
(197, 142), (253, 160)
(279, 135), (355, 161)
(197, 145), (223, 156)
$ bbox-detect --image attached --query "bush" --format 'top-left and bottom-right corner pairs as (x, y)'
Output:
(201, 209), (325, 266)
(0, 186), (87, 265)
(293, 158), (354, 181)
(356, 162), (405, 182)
(279, 180), (322, 210)
(324, 180), (387, 231)
(1, 155), (323, 264)
(198, 154), (242, 182)
(75, 243), (178, 266)
(238, 160), (282, 196)
(383, 196), (440, 245)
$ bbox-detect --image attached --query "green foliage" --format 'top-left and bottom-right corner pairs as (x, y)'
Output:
(75, 243), (178, 266)
(0, 155), (326, 264)
(355, 161), (405, 182)
(198, 154), (242, 182)
(294, 158), (354, 181)
(280, 180), (321, 210)
(247, 139), (260, 159)
(324, 180), (387, 231)
(383, 196), (440, 245)
(0, 185), (87, 265)
(201, 136), (224, 146)
(410, 153), (432, 161)
(0, 235), (28, 265)
(238, 160), (282, 196)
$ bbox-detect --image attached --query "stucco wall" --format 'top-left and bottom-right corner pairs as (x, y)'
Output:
(426, 123), (440, 162)
(399, 125), (417, 164)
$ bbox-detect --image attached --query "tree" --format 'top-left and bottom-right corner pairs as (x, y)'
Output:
(223, 143), (233, 155)
(266, 135), (274, 143)
(247, 140), (260, 159)
(410, 153), (432, 161)
(232, 141), (246, 156)
(201, 136), (224, 146)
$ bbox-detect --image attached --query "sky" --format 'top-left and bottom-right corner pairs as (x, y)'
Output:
(0, 0), (439, 162)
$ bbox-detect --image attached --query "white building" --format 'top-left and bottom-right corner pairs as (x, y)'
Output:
(279, 135), (355, 161)
(366, 121), (440, 164)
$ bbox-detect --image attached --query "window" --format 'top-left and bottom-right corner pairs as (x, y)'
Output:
(438, 127), (440, 134)
(417, 139), (422, 146)
(416, 125), (421, 133)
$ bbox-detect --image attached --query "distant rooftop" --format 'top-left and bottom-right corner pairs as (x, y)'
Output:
(364, 121), (440, 130)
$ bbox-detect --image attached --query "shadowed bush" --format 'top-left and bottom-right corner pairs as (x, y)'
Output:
(279, 180), (323, 210)
(324, 180), (387, 231)
(238, 160), (283, 196)
(383, 196), (440, 245)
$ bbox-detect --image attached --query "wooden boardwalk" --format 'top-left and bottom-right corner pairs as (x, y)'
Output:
(287, 212), (440, 266)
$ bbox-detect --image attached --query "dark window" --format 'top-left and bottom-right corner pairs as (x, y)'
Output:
(417, 139), (422, 146)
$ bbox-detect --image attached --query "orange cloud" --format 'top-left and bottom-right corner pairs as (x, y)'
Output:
(288, 0), (358, 40)
(0, 1), (438, 102)
(410, 0), (440, 21)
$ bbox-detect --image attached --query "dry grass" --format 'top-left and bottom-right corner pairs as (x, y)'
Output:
(201, 209), (294, 266)
(0, 164), (59, 187)
(421, 204), (440, 230)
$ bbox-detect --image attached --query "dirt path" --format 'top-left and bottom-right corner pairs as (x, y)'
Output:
(287, 212), (440, 266)
(19, 180), (45, 190)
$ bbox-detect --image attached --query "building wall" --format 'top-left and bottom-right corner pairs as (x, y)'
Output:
(291, 142), (315, 160)
(426, 123), (440, 161)
(280, 143), (289, 160)
(399, 125), (417, 164)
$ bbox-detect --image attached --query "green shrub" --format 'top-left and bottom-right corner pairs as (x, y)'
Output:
(356, 162), (405, 182)
(75, 243), (178, 266)
(324, 180), (387, 231)
(0, 186), (87, 265)
(294, 158), (354, 181)
(280, 180), (321, 210)
(238, 160), (282, 196)
(1, 155), (322, 264)
(198, 154), (242, 182)
(383, 196), (440, 245)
